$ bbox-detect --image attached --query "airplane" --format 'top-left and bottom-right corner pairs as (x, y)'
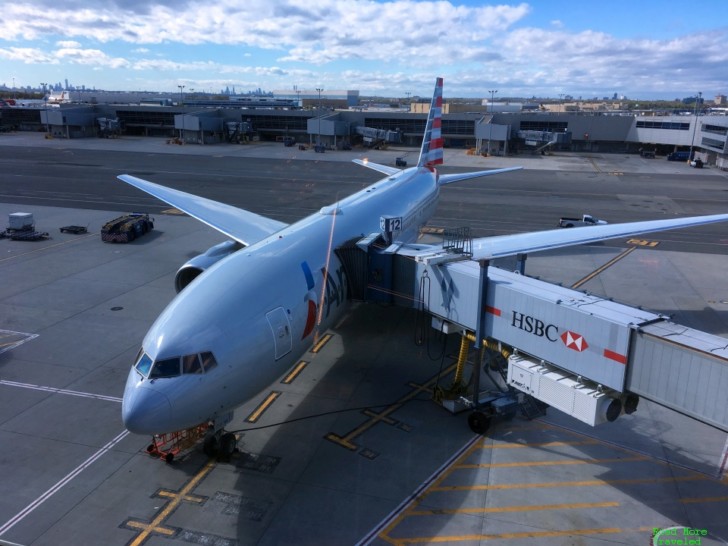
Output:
(118, 78), (728, 456)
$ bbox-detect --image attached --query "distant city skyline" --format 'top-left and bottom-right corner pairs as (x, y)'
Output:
(1, 1), (727, 100)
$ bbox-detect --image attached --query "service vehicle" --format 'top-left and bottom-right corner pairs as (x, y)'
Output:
(101, 213), (154, 243)
(558, 214), (608, 228)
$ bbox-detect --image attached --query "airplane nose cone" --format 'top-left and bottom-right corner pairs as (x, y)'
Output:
(122, 378), (173, 435)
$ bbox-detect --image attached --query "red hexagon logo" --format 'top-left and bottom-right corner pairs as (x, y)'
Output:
(560, 330), (589, 352)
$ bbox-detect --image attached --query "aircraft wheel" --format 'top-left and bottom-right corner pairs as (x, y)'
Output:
(203, 433), (219, 458)
(220, 433), (237, 456)
(468, 411), (491, 435)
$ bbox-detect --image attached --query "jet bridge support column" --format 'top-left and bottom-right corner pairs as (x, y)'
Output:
(468, 259), (492, 434)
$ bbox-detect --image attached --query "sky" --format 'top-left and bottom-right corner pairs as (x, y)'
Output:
(0, 0), (726, 100)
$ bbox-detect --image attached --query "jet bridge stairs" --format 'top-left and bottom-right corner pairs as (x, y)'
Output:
(336, 229), (728, 435)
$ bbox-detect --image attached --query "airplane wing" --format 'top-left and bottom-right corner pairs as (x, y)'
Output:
(117, 174), (288, 246)
(467, 214), (728, 260)
(438, 167), (523, 186)
(352, 159), (402, 176)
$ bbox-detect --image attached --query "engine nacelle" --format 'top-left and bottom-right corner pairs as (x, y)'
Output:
(175, 240), (243, 293)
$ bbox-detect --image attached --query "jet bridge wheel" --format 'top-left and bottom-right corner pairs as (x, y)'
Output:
(468, 411), (492, 435)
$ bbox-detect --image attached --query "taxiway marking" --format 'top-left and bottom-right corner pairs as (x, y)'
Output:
(0, 380), (122, 403)
(281, 360), (308, 384)
(0, 430), (129, 537)
(327, 363), (458, 451)
(310, 333), (333, 353)
(125, 460), (216, 546)
(0, 232), (95, 263)
(246, 391), (281, 423)
(0, 330), (38, 355)
(571, 246), (636, 289)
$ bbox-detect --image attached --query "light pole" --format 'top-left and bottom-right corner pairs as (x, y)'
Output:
(177, 85), (185, 106)
(487, 89), (497, 155)
(40, 82), (49, 134)
(689, 91), (702, 162)
(316, 87), (323, 146)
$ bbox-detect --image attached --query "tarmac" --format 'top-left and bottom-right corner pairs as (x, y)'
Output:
(0, 132), (727, 545)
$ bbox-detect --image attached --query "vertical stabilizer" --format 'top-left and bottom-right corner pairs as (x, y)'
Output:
(417, 77), (444, 168)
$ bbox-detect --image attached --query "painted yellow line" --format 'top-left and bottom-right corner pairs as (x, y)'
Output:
(156, 490), (206, 504)
(627, 238), (659, 247)
(430, 474), (707, 492)
(311, 333), (333, 353)
(125, 519), (176, 536)
(681, 495), (728, 504)
(480, 439), (600, 449)
(128, 459), (215, 546)
(326, 364), (459, 451)
(408, 500), (620, 516)
(571, 246), (636, 289)
(246, 391), (281, 423)
(457, 455), (647, 469)
(385, 525), (654, 544)
(281, 360), (308, 384)
(588, 157), (602, 172)
(0, 232), (95, 263)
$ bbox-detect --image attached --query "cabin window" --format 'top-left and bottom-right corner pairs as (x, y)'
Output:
(150, 357), (181, 378)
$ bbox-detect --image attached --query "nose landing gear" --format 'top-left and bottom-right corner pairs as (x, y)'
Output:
(203, 429), (238, 459)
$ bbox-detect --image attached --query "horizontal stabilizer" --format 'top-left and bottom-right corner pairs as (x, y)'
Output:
(352, 158), (402, 176)
(117, 174), (288, 246)
(438, 166), (523, 186)
(469, 213), (728, 260)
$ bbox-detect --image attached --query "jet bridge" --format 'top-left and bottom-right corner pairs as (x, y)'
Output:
(342, 235), (728, 433)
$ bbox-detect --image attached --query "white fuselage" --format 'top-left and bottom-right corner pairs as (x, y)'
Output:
(122, 166), (440, 434)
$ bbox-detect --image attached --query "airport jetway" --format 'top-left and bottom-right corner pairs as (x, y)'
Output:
(341, 233), (728, 433)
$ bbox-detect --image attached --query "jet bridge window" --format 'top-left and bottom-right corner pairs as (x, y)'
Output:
(150, 357), (181, 379)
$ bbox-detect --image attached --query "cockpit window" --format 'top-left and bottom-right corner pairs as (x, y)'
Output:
(182, 354), (203, 374)
(200, 352), (218, 372)
(135, 353), (153, 376)
(149, 357), (181, 379)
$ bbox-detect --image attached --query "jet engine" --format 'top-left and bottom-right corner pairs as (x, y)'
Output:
(175, 240), (244, 292)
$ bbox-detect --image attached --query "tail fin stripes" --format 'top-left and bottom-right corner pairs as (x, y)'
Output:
(417, 77), (444, 168)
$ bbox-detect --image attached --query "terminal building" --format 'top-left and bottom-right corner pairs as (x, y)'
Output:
(1, 90), (727, 169)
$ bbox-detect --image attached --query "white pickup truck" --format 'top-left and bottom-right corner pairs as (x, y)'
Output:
(557, 214), (608, 228)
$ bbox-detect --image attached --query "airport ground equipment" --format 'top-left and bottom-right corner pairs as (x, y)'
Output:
(8, 212), (34, 231)
(342, 231), (728, 434)
(1, 212), (50, 241)
(145, 424), (209, 463)
(59, 225), (88, 234)
(100, 213), (154, 243)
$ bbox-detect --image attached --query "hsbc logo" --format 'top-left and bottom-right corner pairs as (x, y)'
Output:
(560, 330), (589, 352)
(510, 311), (589, 354)
(510, 311), (559, 342)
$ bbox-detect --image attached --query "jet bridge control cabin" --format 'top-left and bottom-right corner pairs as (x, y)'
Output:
(339, 234), (728, 434)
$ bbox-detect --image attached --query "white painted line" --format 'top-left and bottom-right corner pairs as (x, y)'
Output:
(0, 330), (38, 355)
(0, 429), (130, 537)
(356, 434), (481, 546)
(0, 380), (122, 403)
